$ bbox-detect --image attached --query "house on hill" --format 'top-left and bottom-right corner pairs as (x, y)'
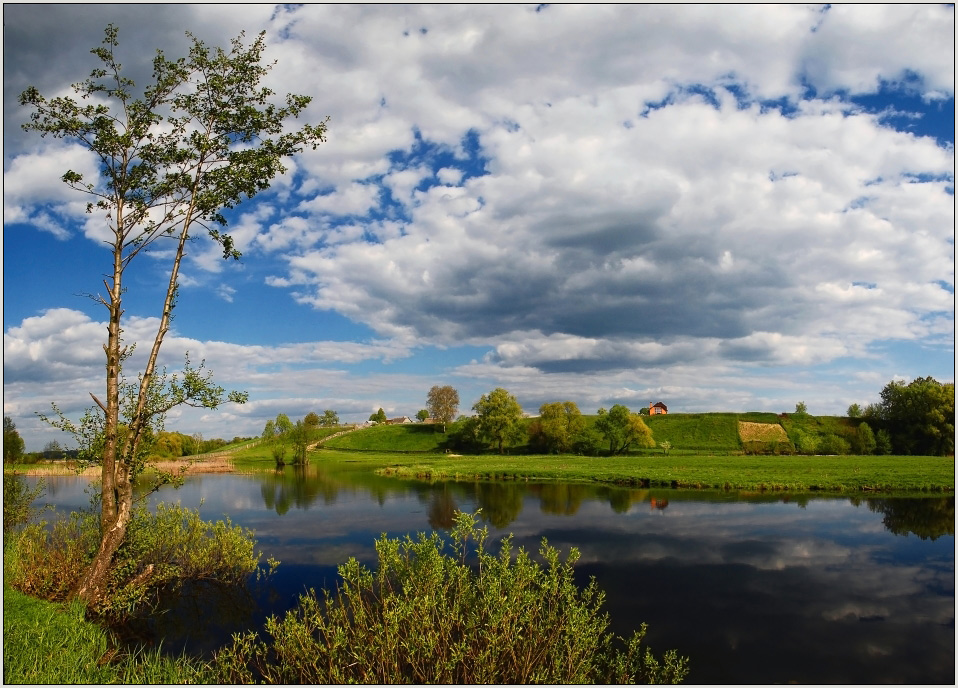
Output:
(386, 416), (413, 425)
(649, 402), (668, 415)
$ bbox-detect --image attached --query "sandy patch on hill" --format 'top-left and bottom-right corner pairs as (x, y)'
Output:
(738, 421), (789, 443)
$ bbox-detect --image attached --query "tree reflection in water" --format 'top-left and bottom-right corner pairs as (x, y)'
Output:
(858, 496), (955, 540)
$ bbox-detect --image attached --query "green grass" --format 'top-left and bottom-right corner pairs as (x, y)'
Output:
(2, 581), (212, 684)
(323, 423), (452, 452)
(780, 413), (857, 441)
(644, 413), (745, 451)
(301, 451), (954, 493)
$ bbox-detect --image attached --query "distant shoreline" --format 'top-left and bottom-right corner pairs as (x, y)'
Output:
(4, 457), (236, 477)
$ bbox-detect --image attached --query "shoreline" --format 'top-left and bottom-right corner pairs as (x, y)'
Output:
(5, 457), (236, 477)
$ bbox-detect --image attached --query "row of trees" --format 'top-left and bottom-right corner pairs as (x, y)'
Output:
(436, 388), (655, 456)
(852, 376), (954, 456)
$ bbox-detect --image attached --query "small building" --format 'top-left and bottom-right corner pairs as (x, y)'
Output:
(649, 402), (668, 415)
(386, 416), (413, 425)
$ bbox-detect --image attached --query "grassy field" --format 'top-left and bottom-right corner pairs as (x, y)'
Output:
(8, 414), (953, 493)
(220, 449), (957, 494)
(644, 413), (746, 451)
(323, 423), (450, 451)
(2, 582), (211, 684)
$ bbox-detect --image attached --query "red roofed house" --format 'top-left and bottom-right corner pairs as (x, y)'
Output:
(649, 402), (668, 415)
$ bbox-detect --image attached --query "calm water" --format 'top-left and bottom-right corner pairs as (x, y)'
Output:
(27, 463), (955, 684)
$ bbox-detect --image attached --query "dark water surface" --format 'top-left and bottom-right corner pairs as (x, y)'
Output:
(28, 463), (955, 684)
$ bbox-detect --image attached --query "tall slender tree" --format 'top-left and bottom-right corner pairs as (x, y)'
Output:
(21, 25), (327, 606)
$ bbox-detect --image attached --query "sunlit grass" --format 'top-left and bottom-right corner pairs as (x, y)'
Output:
(302, 451), (954, 493)
(2, 581), (213, 684)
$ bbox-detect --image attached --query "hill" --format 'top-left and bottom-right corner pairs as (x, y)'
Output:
(317, 412), (872, 456)
(644, 413), (747, 452)
(323, 423), (451, 452)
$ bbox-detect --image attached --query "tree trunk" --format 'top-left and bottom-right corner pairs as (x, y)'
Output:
(71, 492), (131, 606)
(74, 208), (129, 607)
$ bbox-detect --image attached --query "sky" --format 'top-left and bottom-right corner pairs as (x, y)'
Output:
(3, 4), (954, 451)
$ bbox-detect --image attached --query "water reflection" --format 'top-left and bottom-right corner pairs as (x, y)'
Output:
(25, 469), (954, 684)
(858, 496), (955, 540)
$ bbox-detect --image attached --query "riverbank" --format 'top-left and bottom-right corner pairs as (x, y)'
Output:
(313, 450), (954, 493)
(5, 455), (236, 477)
(2, 582), (213, 684)
(8, 450), (954, 493)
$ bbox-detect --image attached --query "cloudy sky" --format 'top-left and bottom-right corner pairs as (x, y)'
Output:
(3, 4), (954, 450)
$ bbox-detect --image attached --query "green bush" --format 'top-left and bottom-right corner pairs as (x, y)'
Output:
(3, 474), (46, 533)
(818, 434), (851, 456)
(212, 511), (688, 684)
(4, 501), (261, 621)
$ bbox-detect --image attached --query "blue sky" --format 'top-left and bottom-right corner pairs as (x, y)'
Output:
(3, 4), (954, 451)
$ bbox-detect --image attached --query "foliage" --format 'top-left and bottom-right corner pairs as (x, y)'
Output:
(817, 434), (851, 456)
(855, 422), (877, 455)
(473, 388), (526, 454)
(794, 402), (809, 415)
(303, 412), (321, 428)
(867, 376), (955, 456)
(595, 405), (655, 455)
(572, 425), (605, 456)
(529, 401), (587, 454)
(320, 409), (340, 427)
(370, 408), (388, 424)
(4, 501), (260, 620)
(211, 511), (688, 684)
(847, 403), (863, 418)
(20, 23), (324, 604)
(427, 385), (460, 432)
(3, 474), (47, 533)
(417, 409), (430, 422)
(875, 428), (893, 455)
(288, 420), (310, 465)
(4, 417), (26, 463)
(261, 419), (276, 444)
(448, 415), (484, 453)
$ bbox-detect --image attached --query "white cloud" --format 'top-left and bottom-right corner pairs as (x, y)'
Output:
(2, 5), (953, 449)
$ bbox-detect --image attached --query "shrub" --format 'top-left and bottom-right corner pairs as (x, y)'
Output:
(818, 434), (851, 456)
(212, 511), (689, 684)
(3, 474), (46, 533)
(4, 501), (261, 621)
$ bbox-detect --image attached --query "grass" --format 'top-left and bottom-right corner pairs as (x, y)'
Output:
(2, 581), (213, 684)
(645, 413), (745, 451)
(323, 423), (450, 451)
(296, 450), (954, 493)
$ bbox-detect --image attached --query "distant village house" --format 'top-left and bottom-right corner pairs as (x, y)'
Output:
(649, 402), (668, 415)
(385, 416), (413, 425)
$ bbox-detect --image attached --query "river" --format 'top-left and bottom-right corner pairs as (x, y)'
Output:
(26, 462), (955, 684)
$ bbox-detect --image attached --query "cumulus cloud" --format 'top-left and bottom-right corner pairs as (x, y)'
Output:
(3, 4), (953, 448)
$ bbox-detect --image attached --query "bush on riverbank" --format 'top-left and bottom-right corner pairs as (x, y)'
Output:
(4, 499), (262, 621)
(212, 511), (689, 684)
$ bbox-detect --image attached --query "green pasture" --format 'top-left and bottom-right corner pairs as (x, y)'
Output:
(236, 449), (953, 494)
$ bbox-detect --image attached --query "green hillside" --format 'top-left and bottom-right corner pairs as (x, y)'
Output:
(317, 412), (875, 456)
(323, 423), (451, 452)
(644, 413), (745, 452)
